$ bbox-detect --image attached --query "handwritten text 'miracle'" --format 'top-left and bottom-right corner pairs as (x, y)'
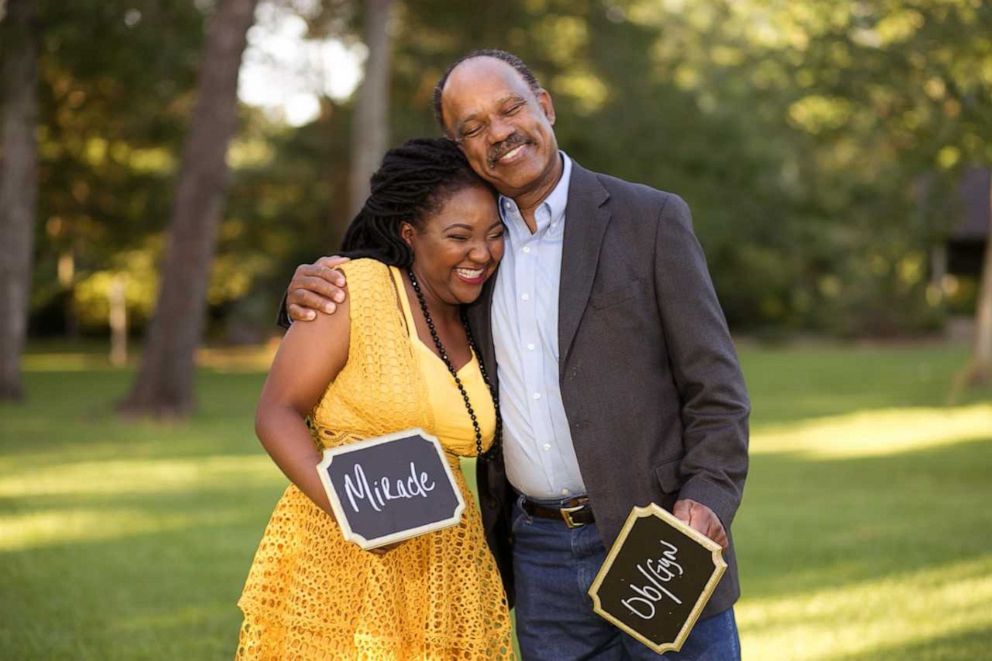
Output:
(621, 540), (685, 620)
(343, 462), (436, 513)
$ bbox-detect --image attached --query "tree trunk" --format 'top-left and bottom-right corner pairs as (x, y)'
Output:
(963, 183), (992, 385)
(348, 0), (394, 219)
(119, 0), (258, 418)
(0, 0), (40, 402)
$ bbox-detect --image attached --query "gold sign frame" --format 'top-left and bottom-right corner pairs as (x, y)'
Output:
(588, 503), (727, 654)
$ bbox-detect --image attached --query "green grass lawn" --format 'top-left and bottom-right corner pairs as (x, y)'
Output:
(1, 342), (991, 659)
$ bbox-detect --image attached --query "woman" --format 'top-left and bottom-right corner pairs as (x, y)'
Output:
(237, 139), (513, 659)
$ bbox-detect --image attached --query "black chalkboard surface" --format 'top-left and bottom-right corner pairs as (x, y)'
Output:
(316, 428), (465, 550)
(588, 504), (727, 654)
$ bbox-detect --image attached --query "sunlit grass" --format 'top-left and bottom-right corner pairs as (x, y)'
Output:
(751, 404), (992, 459)
(739, 556), (992, 660)
(2, 341), (991, 659)
(0, 506), (257, 552)
(0, 455), (277, 499)
(733, 344), (992, 659)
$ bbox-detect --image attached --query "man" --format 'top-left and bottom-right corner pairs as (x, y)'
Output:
(284, 50), (749, 660)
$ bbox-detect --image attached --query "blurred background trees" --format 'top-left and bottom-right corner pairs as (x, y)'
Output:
(119, 0), (259, 417)
(1, 0), (990, 409)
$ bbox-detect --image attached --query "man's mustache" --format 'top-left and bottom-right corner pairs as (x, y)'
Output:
(487, 133), (530, 168)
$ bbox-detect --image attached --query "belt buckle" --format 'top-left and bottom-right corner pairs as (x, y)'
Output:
(560, 504), (586, 528)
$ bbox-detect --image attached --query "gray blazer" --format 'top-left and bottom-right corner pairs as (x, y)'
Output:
(467, 160), (750, 616)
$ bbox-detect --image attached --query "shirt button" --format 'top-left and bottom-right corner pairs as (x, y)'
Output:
(561, 488), (571, 496)
(533, 392), (542, 400)
(522, 246), (531, 254)
(521, 293), (530, 301)
(526, 343), (535, 351)
(543, 443), (551, 451)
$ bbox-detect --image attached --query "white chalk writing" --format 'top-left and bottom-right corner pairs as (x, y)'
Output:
(343, 461), (436, 513)
(620, 540), (685, 620)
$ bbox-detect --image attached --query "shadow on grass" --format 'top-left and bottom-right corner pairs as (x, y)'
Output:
(838, 626), (992, 661)
(1, 370), (265, 462)
(736, 434), (992, 602)
(734, 434), (992, 660)
(4, 346), (991, 659)
(0, 482), (284, 660)
(740, 344), (992, 426)
(4, 436), (989, 659)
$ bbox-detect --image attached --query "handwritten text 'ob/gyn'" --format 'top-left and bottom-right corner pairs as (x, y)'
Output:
(621, 540), (685, 620)
(343, 462), (436, 513)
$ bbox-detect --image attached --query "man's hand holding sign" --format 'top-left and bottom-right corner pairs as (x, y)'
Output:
(674, 498), (729, 551)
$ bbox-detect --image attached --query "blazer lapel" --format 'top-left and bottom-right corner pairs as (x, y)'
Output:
(466, 274), (498, 390)
(559, 163), (611, 372)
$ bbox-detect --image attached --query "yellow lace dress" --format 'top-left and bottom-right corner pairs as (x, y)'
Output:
(237, 259), (514, 660)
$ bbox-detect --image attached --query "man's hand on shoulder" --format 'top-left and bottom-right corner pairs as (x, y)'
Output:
(286, 255), (350, 321)
(673, 498), (728, 550)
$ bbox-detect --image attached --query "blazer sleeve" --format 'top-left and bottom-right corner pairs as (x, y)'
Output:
(276, 292), (291, 329)
(652, 193), (750, 528)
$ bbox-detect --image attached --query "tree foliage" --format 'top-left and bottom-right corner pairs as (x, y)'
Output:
(14, 0), (992, 348)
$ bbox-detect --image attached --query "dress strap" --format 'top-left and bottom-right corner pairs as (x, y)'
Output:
(388, 266), (417, 342)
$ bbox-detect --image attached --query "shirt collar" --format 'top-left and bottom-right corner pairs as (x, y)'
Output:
(498, 151), (572, 233)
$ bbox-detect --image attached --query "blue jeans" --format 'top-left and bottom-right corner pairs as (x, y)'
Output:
(512, 497), (741, 660)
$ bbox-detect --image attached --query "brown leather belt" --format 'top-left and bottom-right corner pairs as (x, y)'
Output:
(521, 496), (594, 528)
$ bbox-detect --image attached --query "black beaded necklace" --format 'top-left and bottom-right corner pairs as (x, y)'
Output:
(407, 268), (501, 460)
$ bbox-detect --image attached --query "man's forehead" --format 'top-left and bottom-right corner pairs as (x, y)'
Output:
(443, 57), (532, 109)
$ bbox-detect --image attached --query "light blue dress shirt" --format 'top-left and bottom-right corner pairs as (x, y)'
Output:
(491, 152), (587, 500)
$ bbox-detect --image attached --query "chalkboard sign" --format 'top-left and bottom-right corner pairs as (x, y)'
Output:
(588, 504), (727, 654)
(316, 428), (465, 550)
